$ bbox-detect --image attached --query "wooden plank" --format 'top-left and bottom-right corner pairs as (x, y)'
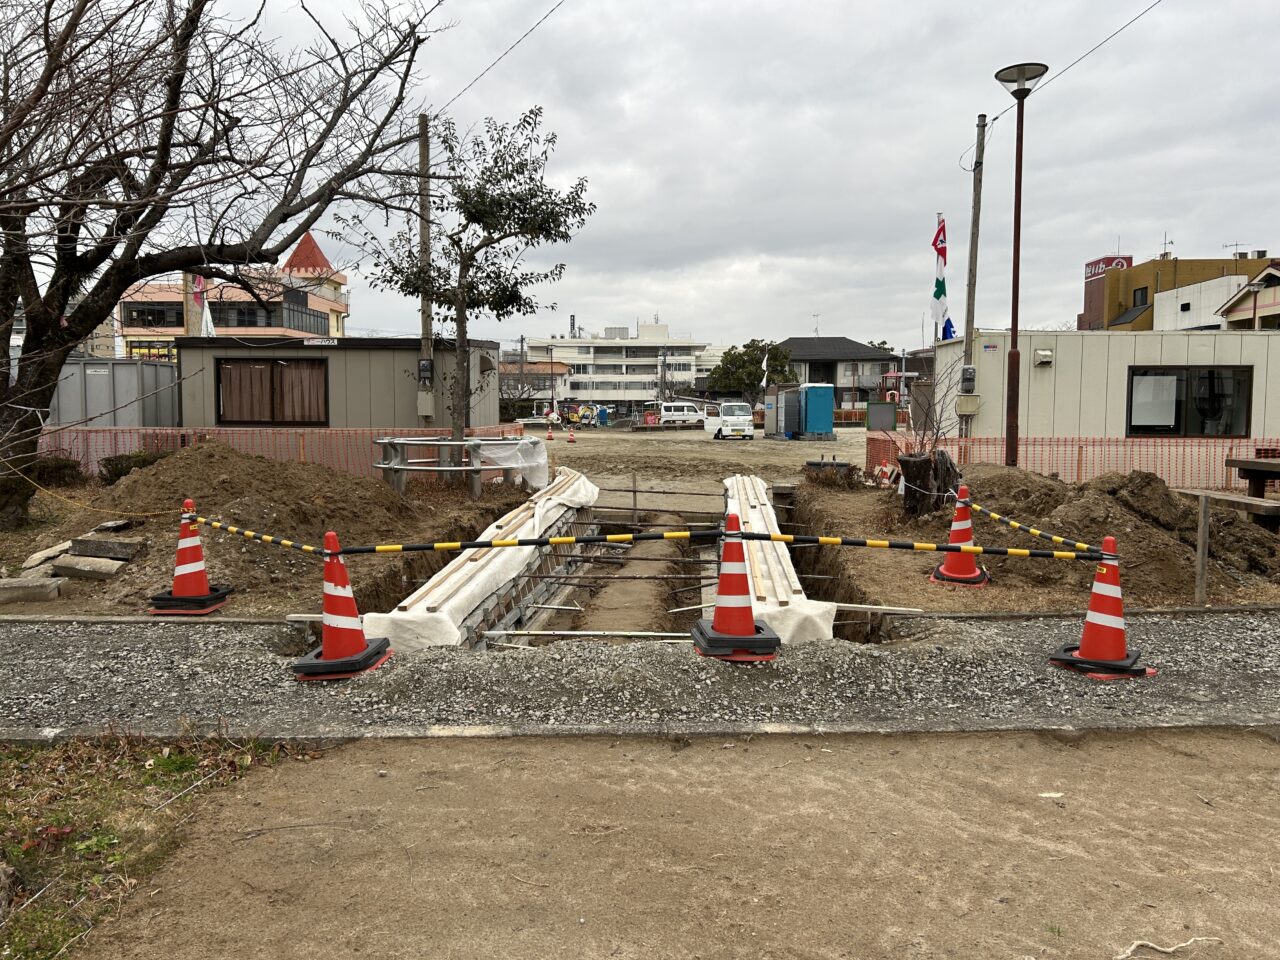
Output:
(1175, 488), (1280, 515)
(1195, 494), (1209, 606)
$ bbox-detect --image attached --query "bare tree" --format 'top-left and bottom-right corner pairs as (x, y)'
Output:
(894, 355), (964, 516)
(0, 0), (442, 526)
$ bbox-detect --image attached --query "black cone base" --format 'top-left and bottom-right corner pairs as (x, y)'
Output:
(691, 619), (781, 663)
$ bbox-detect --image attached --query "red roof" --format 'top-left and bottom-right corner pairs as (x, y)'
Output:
(282, 231), (334, 274)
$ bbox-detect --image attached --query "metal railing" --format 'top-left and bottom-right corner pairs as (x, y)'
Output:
(373, 435), (533, 497)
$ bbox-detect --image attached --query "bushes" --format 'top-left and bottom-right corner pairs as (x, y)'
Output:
(98, 450), (171, 486)
(27, 452), (89, 487)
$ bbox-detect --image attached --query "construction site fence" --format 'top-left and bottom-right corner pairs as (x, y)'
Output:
(38, 424), (522, 481)
(750, 409), (908, 428)
(867, 432), (1280, 491)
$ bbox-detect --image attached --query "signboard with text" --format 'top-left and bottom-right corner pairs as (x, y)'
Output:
(1084, 255), (1133, 282)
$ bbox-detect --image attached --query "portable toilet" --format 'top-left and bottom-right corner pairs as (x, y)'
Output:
(799, 383), (835, 436)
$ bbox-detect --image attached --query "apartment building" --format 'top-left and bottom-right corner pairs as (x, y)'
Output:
(525, 322), (709, 411)
(115, 232), (350, 360)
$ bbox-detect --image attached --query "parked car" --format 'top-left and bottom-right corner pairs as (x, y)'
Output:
(658, 401), (704, 426)
(705, 402), (754, 439)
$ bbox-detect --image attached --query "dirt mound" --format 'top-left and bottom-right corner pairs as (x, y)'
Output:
(797, 465), (1280, 613)
(0, 441), (527, 617)
(98, 440), (419, 547)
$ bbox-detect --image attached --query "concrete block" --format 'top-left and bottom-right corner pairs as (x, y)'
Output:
(22, 540), (72, 570)
(94, 518), (139, 532)
(0, 578), (66, 603)
(69, 536), (147, 561)
(52, 555), (127, 580)
(23, 561), (57, 579)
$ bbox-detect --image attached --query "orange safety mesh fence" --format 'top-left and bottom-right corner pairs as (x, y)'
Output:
(866, 432), (1280, 492)
(834, 409), (909, 426)
(38, 424), (523, 480)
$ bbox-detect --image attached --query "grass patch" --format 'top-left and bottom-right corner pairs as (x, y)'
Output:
(1, 734), (298, 959)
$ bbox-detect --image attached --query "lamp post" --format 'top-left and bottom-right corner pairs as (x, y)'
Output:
(995, 61), (1048, 468)
(1248, 279), (1265, 330)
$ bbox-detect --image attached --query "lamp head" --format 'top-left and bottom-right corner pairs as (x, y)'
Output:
(995, 62), (1049, 100)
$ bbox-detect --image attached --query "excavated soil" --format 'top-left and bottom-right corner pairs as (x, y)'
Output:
(0, 441), (527, 617)
(796, 465), (1280, 614)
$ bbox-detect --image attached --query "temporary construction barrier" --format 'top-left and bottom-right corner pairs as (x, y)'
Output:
(691, 513), (781, 663)
(149, 499), (233, 615)
(293, 531), (393, 680)
(1048, 536), (1156, 680)
(930, 485), (989, 586)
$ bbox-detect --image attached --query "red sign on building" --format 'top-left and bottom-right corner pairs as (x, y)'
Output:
(1084, 255), (1133, 281)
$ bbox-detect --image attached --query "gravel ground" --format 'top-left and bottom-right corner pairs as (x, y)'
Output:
(2, 612), (1278, 738)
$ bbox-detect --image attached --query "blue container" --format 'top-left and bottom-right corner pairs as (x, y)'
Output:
(799, 383), (834, 434)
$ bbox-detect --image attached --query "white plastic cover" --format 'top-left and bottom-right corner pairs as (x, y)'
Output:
(722, 475), (836, 643)
(362, 467), (599, 651)
(470, 437), (549, 490)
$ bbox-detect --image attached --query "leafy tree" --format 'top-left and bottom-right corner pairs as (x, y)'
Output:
(366, 107), (594, 440)
(707, 340), (793, 406)
(866, 339), (893, 352)
(0, 0), (438, 527)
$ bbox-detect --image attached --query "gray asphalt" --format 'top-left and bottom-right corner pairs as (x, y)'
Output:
(1, 611), (1277, 739)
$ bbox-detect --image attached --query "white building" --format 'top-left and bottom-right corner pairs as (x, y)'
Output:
(1153, 276), (1248, 331)
(934, 329), (1280, 440)
(526, 322), (709, 409)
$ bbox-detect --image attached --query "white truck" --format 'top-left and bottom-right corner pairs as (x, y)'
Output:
(704, 401), (754, 439)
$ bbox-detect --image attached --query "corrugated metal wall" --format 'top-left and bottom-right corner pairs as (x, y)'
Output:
(48, 358), (178, 427)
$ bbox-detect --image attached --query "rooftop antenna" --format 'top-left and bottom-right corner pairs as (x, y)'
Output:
(812, 313), (820, 336)
(1161, 232), (1174, 256)
(1223, 241), (1249, 255)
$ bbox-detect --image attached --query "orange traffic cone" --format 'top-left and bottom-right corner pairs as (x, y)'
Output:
(149, 498), (233, 614)
(293, 532), (393, 680)
(546, 423), (554, 441)
(878, 459), (890, 487)
(930, 485), (989, 586)
(691, 513), (781, 663)
(567, 426), (576, 443)
(1049, 536), (1155, 680)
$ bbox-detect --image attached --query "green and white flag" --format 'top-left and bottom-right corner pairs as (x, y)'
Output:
(931, 219), (954, 339)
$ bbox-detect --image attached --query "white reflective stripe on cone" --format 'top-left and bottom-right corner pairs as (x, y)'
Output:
(323, 581), (355, 598)
(714, 595), (753, 608)
(1100, 558), (1118, 568)
(177, 537), (203, 550)
(950, 520), (972, 532)
(173, 561), (206, 576)
(719, 562), (749, 575)
(1092, 581), (1122, 598)
(322, 614), (364, 631)
(1084, 610), (1125, 630)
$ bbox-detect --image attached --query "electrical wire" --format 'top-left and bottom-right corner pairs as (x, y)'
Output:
(958, 0), (1167, 171)
(438, 0), (567, 113)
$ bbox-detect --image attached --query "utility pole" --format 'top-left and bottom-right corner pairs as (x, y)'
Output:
(417, 113), (434, 425)
(518, 333), (526, 406)
(960, 113), (986, 439)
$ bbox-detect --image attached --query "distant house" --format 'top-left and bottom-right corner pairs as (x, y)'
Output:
(776, 337), (899, 407)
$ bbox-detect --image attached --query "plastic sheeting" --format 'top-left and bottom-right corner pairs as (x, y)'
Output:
(723, 474), (836, 644)
(470, 437), (549, 490)
(362, 467), (599, 652)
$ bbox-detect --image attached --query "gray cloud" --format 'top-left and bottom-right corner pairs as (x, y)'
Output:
(330, 1), (1278, 352)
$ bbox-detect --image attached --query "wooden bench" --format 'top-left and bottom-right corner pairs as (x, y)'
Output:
(1175, 489), (1280, 604)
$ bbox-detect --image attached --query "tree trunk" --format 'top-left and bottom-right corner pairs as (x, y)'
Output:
(0, 351), (72, 529)
(897, 451), (961, 518)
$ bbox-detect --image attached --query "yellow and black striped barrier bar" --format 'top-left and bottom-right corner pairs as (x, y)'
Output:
(958, 498), (1099, 553)
(338, 529), (723, 556)
(189, 515), (321, 555)
(737, 531), (1110, 561)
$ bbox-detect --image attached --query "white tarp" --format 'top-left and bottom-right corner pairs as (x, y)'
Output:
(362, 467), (599, 652)
(723, 475), (836, 643)
(470, 437), (549, 490)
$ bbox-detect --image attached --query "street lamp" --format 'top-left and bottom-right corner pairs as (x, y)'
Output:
(995, 61), (1048, 468)
(1247, 279), (1265, 330)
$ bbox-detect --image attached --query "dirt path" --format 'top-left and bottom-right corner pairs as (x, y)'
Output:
(78, 729), (1277, 960)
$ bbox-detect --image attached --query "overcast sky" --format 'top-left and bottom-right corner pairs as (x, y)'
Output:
(322, 0), (1274, 352)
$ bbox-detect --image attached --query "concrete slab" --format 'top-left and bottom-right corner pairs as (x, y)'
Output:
(70, 536), (147, 561)
(52, 555), (127, 580)
(0, 578), (66, 603)
(22, 540), (72, 570)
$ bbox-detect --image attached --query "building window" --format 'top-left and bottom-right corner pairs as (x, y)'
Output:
(1132, 286), (1149, 307)
(217, 358), (328, 426)
(124, 304), (181, 327)
(126, 340), (177, 361)
(1127, 366), (1251, 438)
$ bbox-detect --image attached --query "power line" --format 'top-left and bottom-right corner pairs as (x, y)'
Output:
(959, 0), (1166, 170)
(438, 0), (567, 113)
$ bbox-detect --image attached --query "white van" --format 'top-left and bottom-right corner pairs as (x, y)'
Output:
(705, 402), (754, 439)
(658, 401), (704, 426)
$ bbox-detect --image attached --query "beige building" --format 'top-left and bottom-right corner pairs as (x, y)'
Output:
(117, 232), (350, 360)
(1216, 262), (1280, 330)
(176, 336), (498, 429)
(935, 329), (1280, 439)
